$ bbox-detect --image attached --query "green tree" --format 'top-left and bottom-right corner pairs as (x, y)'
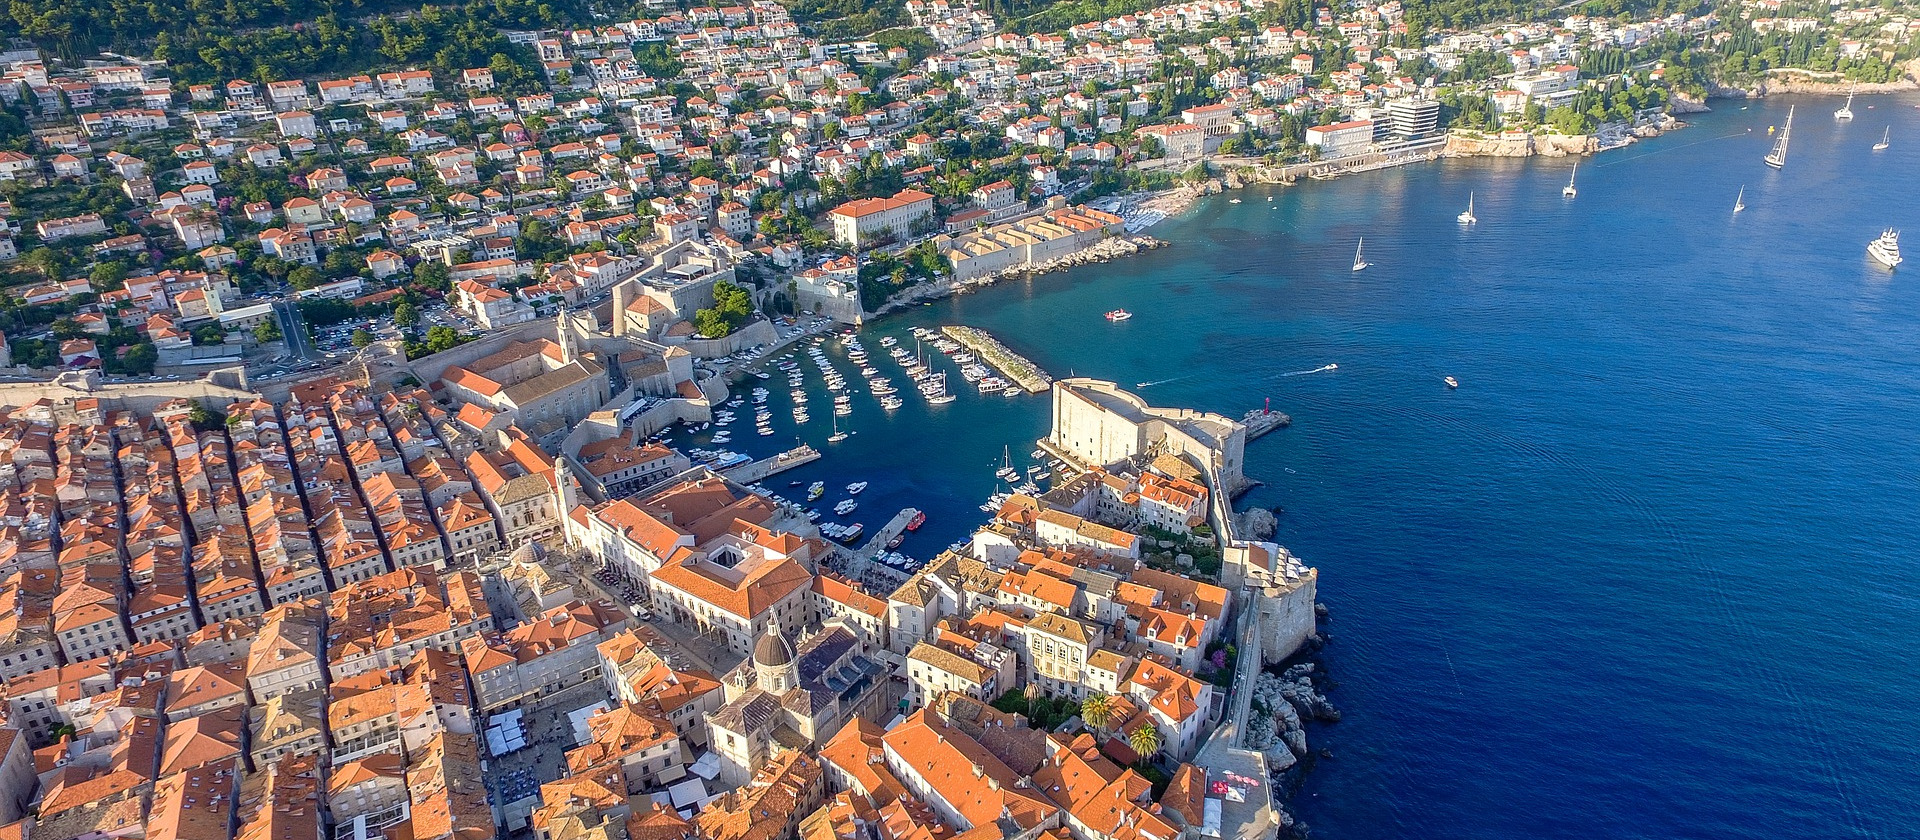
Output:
(192, 325), (227, 345)
(424, 325), (460, 353)
(413, 260), (449, 292)
(253, 320), (282, 343)
(288, 265), (324, 290)
(393, 300), (419, 328)
(119, 343), (157, 375)
(89, 261), (127, 293)
(351, 329), (374, 348)
(24, 247), (67, 280)
(1082, 693), (1115, 729)
(1128, 723), (1162, 760)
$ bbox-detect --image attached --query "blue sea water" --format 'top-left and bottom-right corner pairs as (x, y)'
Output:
(677, 94), (1920, 838)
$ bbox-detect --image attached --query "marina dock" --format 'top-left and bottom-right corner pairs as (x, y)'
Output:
(833, 507), (921, 589)
(941, 326), (1053, 393)
(1243, 407), (1291, 440)
(720, 445), (820, 483)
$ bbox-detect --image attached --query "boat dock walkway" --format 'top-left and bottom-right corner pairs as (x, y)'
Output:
(1243, 408), (1291, 441)
(834, 507), (920, 589)
(720, 445), (820, 483)
(942, 326), (1053, 393)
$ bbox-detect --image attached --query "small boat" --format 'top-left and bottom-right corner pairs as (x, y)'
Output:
(827, 415), (849, 443)
(1563, 162), (1578, 198)
(1351, 238), (1370, 272)
(838, 522), (864, 541)
(1765, 105), (1794, 169)
(1444, 376), (1458, 389)
(1868, 229), (1902, 269)
(834, 499), (858, 515)
(1105, 309), (1133, 322)
(1733, 186), (1745, 214)
(887, 535), (904, 549)
(754, 370), (770, 380)
(846, 481), (867, 495)
(1457, 192), (1476, 225)
(928, 393), (955, 404)
(906, 510), (926, 531)
(1835, 91), (1855, 121)
(807, 482), (825, 501)
(1229, 198), (1242, 203)
(1874, 126), (1891, 151)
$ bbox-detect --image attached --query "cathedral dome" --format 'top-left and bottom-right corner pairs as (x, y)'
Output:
(753, 624), (794, 669)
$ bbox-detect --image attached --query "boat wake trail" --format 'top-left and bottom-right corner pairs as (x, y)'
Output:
(1593, 131), (1751, 168)
(1135, 375), (1190, 388)
(1282, 364), (1339, 377)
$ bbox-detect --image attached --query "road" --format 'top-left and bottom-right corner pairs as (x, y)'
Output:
(275, 299), (319, 362)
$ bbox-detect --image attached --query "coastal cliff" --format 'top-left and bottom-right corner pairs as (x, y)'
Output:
(1710, 57), (1920, 97)
(1444, 132), (1597, 158)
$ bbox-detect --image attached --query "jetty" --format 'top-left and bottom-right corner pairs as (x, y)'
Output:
(963, 235), (1167, 288)
(941, 326), (1053, 394)
(1243, 407), (1291, 441)
(719, 444), (820, 483)
(833, 507), (921, 590)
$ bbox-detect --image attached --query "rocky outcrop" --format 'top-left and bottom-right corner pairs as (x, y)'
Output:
(1445, 132), (1597, 158)
(1670, 91), (1712, 114)
(1444, 133), (1534, 157)
(1713, 58), (1920, 97)
(1246, 663), (1340, 784)
(1235, 507), (1278, 541)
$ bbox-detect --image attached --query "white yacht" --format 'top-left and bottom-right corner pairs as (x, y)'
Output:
(1874, 127), (1891, 152)
(1868, 229), (1902, 269)
(1835, 91), (1855, 121)
(1457, 193), (1477, 225)
(1351, 238), (1370, 272)
(1563, 162), (1578, 198)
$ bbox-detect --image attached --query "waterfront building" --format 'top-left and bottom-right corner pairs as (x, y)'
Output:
(1043, 378), (1248, 498)
(828, 189), (935, 249)
(1384, 98), (1440, 138)
(1305, 119), (1375, 157)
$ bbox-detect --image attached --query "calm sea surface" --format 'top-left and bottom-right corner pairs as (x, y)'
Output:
(676, 94), (1920, 838)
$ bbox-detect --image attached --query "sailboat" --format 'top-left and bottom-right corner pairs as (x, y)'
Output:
(1563, 162), (1578, 198)
(995, 445), (1019, 481)
(1835, 91), (1855, 121)
(1457, 193), (1477, 225)
(1765, 105), (1794, 169)
(1874, 126), (1891, 151)
(1351, 238), (1370, 272)
(827, 413), (848, 443)
(1733, 186), (1745, 214)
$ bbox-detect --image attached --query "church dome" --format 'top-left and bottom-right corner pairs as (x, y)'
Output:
(753, 624), (794, 669)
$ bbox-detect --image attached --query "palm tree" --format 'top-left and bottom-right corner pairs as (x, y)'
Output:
(1128, 723), (1163, 761)
(1024, 684), (1041, 721)
(1082, 693), (1114, 730)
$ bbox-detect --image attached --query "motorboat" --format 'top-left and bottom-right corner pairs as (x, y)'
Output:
(807, 482), (825, 501)
(1444, 376), (1459, 389)
(834, 499), (858, 515)
(1105, 309), (1133, 322)
(847, 482), (867, 495)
